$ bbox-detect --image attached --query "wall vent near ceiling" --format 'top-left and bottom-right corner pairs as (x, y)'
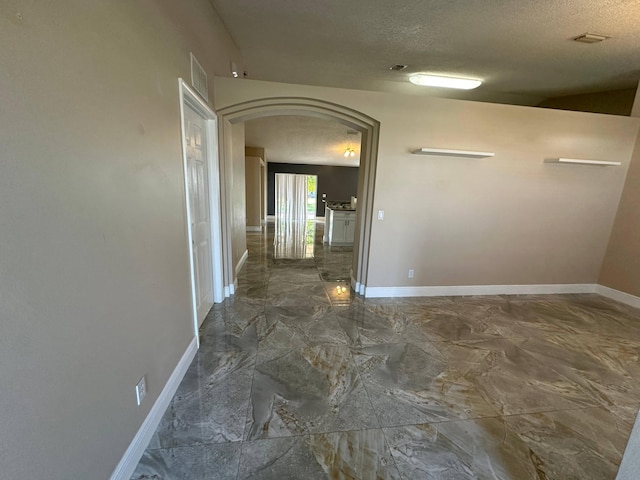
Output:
(388, 64), (408, 71)
(572, 33), (610, 44)
(190, 53), (208, 101)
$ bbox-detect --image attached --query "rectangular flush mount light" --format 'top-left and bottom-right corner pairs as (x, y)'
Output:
(409, 73), (482, 90)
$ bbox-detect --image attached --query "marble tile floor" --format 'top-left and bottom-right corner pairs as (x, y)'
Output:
(132, 222), (640, 479)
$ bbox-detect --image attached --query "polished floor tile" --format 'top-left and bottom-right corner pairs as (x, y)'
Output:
(148, 348), (255, 448)
(503, 407), (632, 480)
(246, 344), (378, 440)
(199, 308), (262, 352)
(450, 336), (600, 416)
(266, 280), (331, 307)
(336, 303), (425, 346)
(238, 429), (401, 480)
(259, 305), (349, 349)
(352, 342), (498, 426)
(384, 418), (537, 479)
(131, 443), (241, 480)
(133, 221), (640, 480)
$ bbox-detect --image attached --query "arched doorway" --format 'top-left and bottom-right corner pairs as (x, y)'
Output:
(216, 97), (380, 296)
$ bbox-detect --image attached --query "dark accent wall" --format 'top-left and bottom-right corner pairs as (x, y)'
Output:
(537, 88), (636, 116)
(267, 163), (359, 217)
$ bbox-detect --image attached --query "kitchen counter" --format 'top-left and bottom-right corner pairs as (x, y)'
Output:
(325, 201), (355, 212)
(324, 206), (356, 245)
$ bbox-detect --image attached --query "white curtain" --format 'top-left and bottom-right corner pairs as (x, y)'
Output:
(274, 173), (311, 258)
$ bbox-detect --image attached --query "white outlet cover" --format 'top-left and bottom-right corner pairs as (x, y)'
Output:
(377, 210), (384, 220)
(408, 269), (415, 278)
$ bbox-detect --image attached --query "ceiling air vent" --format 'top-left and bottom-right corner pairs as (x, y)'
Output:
(190, 53), (208, 101)
(572, 33), (610, 44)
(388, 64), (408, 71)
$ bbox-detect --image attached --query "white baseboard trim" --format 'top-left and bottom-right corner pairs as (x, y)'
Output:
(235, 249), (249, 275)
(246, 226), (261, 232)
(224, 285), (231, 297)
(596, 285), (640, 309)
(229, 279), (237, 295)
(364, 283), (597, 298)
(351, 275), (359, 293)
(110, 336), (198, 480)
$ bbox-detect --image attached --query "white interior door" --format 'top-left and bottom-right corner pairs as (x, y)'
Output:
(185, 105), (214, 325)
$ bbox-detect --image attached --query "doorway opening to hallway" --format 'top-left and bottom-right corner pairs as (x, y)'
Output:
(274, 173), (318, 259)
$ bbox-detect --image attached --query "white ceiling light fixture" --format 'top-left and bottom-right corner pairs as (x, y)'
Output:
(409, 73), (482, 90)
(344, 130), (358, 158)
(230, 61), (239, 78)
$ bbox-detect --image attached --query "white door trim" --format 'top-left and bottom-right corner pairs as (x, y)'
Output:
(178, 79), (224, 342)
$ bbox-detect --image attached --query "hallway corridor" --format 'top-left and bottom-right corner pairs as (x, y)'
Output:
(132, 222), (640, 479)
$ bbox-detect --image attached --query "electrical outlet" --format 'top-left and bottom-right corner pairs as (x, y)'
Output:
(408, 269), (415, 278)
(135, 376), (147, 406)
(377, 210), (385, 220)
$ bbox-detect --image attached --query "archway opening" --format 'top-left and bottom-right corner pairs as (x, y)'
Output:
(217, 97), (380, 296)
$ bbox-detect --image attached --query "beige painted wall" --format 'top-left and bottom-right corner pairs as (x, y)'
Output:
(215, 78), (640, 288)
(245, 156), (263, 228)
(0, 1), (241, 478)
(599, 135), (640, 296)
(231, 123), (247, 270)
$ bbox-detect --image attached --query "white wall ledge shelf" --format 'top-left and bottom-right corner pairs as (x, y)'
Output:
(412, 148), (495, 158)
(544, 158), (621, 166)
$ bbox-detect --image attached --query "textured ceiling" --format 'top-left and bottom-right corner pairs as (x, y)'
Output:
(245, 116), (361, 167)
(212, 0), (640, 105)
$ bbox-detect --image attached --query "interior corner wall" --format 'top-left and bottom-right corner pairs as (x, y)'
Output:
(245, 156), (262, 228)
(245, 146), (265, 159)
(245, 147), (267, 222)
(231, 123), (247, 270)
(267, 163), (359, 217)
(599, 132), (640, 296)
(215, 78), (640, 290)
(0, 1), (242, 479)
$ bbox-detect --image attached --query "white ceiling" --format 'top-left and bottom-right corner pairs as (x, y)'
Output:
(245, 116), (361, 167)
(212, 0), (640, 106)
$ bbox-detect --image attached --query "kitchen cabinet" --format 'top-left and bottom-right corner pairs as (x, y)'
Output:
(324, 207), (356, 245)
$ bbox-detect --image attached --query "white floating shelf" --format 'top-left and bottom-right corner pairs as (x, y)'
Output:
(544, 158), (621, 166)
(412, 148), (495, 158)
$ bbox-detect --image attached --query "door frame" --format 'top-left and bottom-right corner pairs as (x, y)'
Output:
(178, 79), (224, 343)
